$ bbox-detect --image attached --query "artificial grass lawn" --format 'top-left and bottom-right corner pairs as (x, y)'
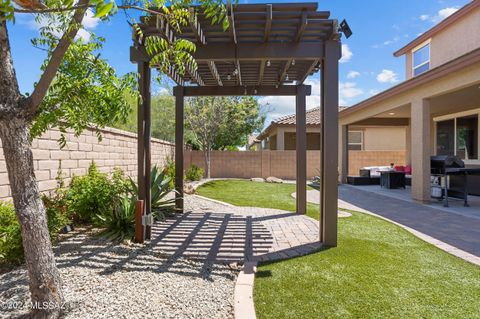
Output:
(197, 180), (480, 319)
(196, 179), (320, 219)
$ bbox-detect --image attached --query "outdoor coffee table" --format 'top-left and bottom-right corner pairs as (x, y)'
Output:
(379, 171), (406, 189)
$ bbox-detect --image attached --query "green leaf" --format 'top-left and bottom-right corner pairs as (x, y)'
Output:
(94, 2), (114, 18)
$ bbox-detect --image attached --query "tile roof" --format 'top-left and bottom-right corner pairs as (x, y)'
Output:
(256, 106), (348, 140)
(272, 106), (348, 125)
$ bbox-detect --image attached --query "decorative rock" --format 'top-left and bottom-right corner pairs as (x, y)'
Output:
(184, 183), (195, 195)
(266, 176), (283, 183)
(251, 178), (265, 183)
(338, 210), (352, 218)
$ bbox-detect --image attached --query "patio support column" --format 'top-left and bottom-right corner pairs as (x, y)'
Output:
(277, 128), (285, 150)
(137, 61), (151, 240)
(406, 119), (411, 165)
(174, 87), (185, 211)
(338, 124), (349, 183)
(411, 97), (431, 203)
(320, 39), (340, 247)
(296, 85), (307, 214)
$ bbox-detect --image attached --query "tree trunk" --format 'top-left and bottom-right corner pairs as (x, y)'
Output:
(1, 19), (64, 319)
(203, 146), (211, 179)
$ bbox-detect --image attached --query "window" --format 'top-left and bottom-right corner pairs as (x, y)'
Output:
(436, 120), (455, 156)
(412, 43), (430, 76)
(348, 131), (363, 151)
(436, 115), (478, 160)
(456, 115), (478, 160)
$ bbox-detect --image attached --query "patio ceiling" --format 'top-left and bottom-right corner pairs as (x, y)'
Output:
(130, 2), (338, 88)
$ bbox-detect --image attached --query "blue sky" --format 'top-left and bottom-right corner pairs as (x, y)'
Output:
(7, 0), (471, 126)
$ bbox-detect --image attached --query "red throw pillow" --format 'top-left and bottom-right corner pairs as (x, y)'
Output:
(394, 166), (405, 172)
(405, 165), (412, 175)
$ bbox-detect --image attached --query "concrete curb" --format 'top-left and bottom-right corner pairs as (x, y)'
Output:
(234, 262), (258, 319)
(191, 194), (236, 207)
(338, 201), (480, 266)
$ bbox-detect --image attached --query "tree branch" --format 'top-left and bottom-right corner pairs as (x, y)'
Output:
(27, 0), (89, 116)
(15, 4), (166, 16)
(14, 4), (91, 14)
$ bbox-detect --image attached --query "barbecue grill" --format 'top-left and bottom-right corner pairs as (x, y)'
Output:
(430, 155), (480, 207)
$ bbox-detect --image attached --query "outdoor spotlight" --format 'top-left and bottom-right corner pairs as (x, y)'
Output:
(267, 60), (271, 67)
(292, 59), (296, 66)
(339, 19), (353, 39)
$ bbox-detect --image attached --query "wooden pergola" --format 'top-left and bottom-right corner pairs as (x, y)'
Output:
(130, 2), (341, 246)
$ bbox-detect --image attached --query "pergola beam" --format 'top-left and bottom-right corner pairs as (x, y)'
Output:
(177, 85), (311, 96)
(130, 42), (324, 62)
(258, 60), (266, 85)
(278, 59), (293, 84)
(295, 11), (308, 42)
(298, 59), (319, 83)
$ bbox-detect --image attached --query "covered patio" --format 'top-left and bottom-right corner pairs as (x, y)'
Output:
(339, 48), (480, 205)
(130, 2), (342, 248)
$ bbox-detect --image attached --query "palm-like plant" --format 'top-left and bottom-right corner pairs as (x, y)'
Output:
(97, 195), (136, 242)
(128, 165), (177, 220)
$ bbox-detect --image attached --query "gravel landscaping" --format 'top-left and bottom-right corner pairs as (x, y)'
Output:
(0, 215), (238, 319)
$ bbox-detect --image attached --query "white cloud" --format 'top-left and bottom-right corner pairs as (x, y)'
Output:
(76, 29), (92, 42)
(420, 7), (458, 23)
(376, 69), (398, 84)
(372, 36), (400, 49)
(340, 44), (352, 63)
(259, 78), (321, 124)
(437, 7), (458, 20)
(420, 14), (430, 21)
(369, 89), (380, 96)
(339, 82), (363, 106)
(23, 9), (99, 43)
(82, 9), (100, 29)
(346, 71), (360, 79)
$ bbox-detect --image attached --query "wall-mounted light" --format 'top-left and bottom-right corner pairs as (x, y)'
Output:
(292, 60), (296, 66)
(266, 60), (271, 67)
(388, 112), (395, 116)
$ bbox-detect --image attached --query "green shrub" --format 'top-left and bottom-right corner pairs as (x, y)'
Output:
(163, 157), (176, 191)
(67, 163), (129, 223)
(42, 168), (71, 239)
(186, 165), (204, 181)
(0, 202), (23, 264)
(97, 195), (136, 242)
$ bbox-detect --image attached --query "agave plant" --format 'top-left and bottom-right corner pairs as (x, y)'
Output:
(128, 165), (177, 220)
(97, 195), (136, 242)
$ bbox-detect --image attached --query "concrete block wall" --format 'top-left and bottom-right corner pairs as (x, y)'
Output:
(348, 150), (406, 175)
(0, 127), (174, 201)
(184, 150), (322, 180)
(184, 150), (406, 180)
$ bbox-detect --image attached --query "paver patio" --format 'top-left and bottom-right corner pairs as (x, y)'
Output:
(149, 195), (322, 263)
(335, 185), (480, 256)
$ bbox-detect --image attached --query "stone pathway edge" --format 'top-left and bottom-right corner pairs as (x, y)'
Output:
(234, 261), (258, 319)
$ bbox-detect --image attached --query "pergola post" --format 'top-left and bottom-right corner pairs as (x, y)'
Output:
(174, 87), (185, 211)
(338, 124), (349, 183)
(320, 39), (340, 247)
(137, 61), (151, 240)
(296, 85), (307, 214)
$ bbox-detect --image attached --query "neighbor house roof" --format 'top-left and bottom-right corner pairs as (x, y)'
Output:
(394, 0), (479, 57)
(257, 106), (347, 140)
